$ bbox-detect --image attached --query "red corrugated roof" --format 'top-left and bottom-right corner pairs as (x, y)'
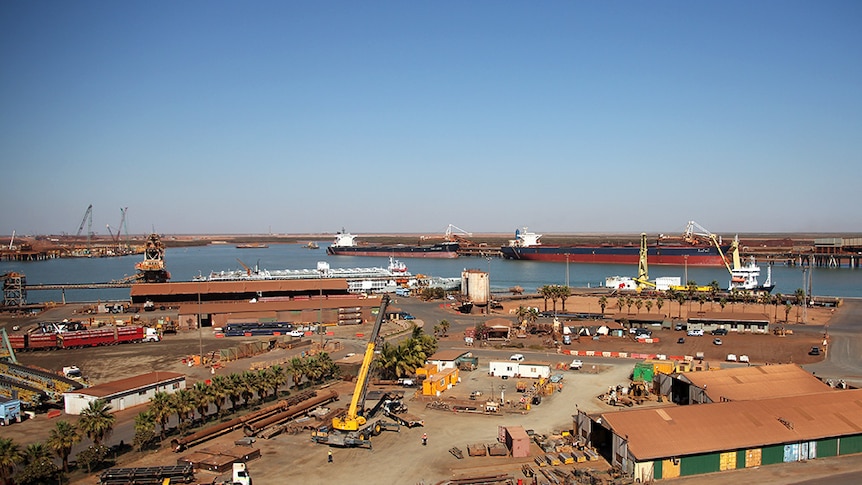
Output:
(130, 279), (348, 296)
(602, 388), (862, 461)
(427, 350), (471, 362)
(71, 372), (185, 398)
(177, 296), (380, 314)
(681, 364), (832, 402)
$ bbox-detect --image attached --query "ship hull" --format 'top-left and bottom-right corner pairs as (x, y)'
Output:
(327, 243), (460, 259)
(500, 245), (729, 266)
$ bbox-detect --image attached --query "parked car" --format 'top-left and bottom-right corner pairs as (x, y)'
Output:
(712, 328), (728, 336)
(726, 354), (738, 362)
(677, 337), (686, 344)
(510, 354), (525, 362)
(569, 359), (583, 370)
(288, 330), (304, 337)
(674, 323), (685, 331)
(739, 355), (750, 363)
(809, 346), (821, 356)
(687, 329), (704, 337)
(713, 338), (723, 345)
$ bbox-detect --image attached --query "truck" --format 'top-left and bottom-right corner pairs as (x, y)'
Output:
(311, 295), (402, 448)
(232, 462), (252, 485)
(8, 326), (157, 351)
(0, 397), (22, 425)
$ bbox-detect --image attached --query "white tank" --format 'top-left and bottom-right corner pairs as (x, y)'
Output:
(461, 269), (489, 305)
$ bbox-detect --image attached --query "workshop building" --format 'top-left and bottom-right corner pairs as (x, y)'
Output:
(64, 372), (186, 415)
(575, 389), (862, 481)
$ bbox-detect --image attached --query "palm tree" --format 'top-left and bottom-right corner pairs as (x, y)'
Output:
(794, 288), (806, 322)
(655, 297), (663, 316)
(539, 285), (552, 312)
(134, 410), (157, 451)
(226, 373), (244, 409)
(314, 354), (339, 382)
(287, 357), (306, 389)
(784, 303), (792, 322)
(635, 299), (643, 314)
(645, 300), (653, 314)
(773, 293), (783, 321)
(267, 365), (288, 399)
(759, 293), (771, 313)
(19, 442), (58, 485)
(170, 389), (195, 434)
(558, 285), (571, 312)
(191, 382), (213, 424)
(697, 295), (707, 312)
(625, 297), (633, 314)
(238, 371), (258, 407)
(598, 296), (608, 315)
(207, 375), (230, 416)
(615, 297), (624, 314)
(0, 437), (23, 485)
(46, 420), (80, 473)
(439, 319), (450, 336)
(149, 391), (174, 439)
(78, 399), (115, 447)
(719, 298), (727, 313)
(524, 307), (539, 331)
(676, 294), (685, 318)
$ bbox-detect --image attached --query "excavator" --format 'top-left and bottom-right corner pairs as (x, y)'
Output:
(311, 295), (402, 448)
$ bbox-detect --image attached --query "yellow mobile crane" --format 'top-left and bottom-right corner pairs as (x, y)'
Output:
(311, 295), (401, 448)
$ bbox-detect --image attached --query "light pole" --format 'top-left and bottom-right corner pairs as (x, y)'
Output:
(566, 253), (570, 288)
(486, 256), (492, 315)
(197, 287), (203, 367)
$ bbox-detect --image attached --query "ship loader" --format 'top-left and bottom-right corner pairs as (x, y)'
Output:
(311, 295), (402, 448)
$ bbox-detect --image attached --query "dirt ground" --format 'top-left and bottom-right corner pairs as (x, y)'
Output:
(0, 295), (842, 485)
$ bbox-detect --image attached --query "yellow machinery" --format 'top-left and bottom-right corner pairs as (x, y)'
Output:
(312, 294), (401, 447)
(633, 233), (656, 292)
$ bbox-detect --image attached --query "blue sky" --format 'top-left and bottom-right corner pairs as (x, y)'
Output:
(2, 1), (860, 236)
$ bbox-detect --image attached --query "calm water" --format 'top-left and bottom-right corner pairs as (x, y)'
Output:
(2, 243), (860, 303)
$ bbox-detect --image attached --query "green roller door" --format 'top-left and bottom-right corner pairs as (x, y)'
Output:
(761, 444), (785, 465)
(680, 452), (720, 476)
(736, 450), (745, 466)
(817, 438), (838, 458)
(839, 435), (862, 455)
(653, 459), (662, 478)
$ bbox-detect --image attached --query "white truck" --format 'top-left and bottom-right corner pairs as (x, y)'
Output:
(232, 462), (252, 485)
(143, 327), (160, 342)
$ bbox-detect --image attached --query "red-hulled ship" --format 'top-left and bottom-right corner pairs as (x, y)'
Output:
(500, 222), (731, 266)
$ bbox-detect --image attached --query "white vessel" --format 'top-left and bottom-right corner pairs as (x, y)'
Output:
(194, 256), (422, 294)
(729, 256), (775, 292)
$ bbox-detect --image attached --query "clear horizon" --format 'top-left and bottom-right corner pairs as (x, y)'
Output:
(2, 2), (860, 235)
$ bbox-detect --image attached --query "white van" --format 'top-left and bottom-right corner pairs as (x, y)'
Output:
(687, 329), (704, 337)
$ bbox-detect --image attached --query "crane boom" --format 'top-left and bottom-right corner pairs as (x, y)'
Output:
(332, 295), (390, 432)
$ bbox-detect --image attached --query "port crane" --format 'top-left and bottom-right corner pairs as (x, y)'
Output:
(75, 204), (93, 253)
(105, 207), (130, 253)
(311, 295), (401, 448)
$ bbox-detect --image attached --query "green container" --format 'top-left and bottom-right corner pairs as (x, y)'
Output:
(840, 434), (862, 455)
(817, 438), (838, 457)
(761, 444), (785, 465)
(680, 452), (720, 476)
(632, 363), (654, 383)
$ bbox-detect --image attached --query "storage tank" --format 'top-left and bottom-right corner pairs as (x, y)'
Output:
(461, 269), (489, 306)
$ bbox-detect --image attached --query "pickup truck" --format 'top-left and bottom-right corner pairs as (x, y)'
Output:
(569, 359), (583, 370)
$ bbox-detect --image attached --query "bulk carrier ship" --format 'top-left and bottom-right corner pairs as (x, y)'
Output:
(500, 222), (732, 267)
(325, 231), (460, 259)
